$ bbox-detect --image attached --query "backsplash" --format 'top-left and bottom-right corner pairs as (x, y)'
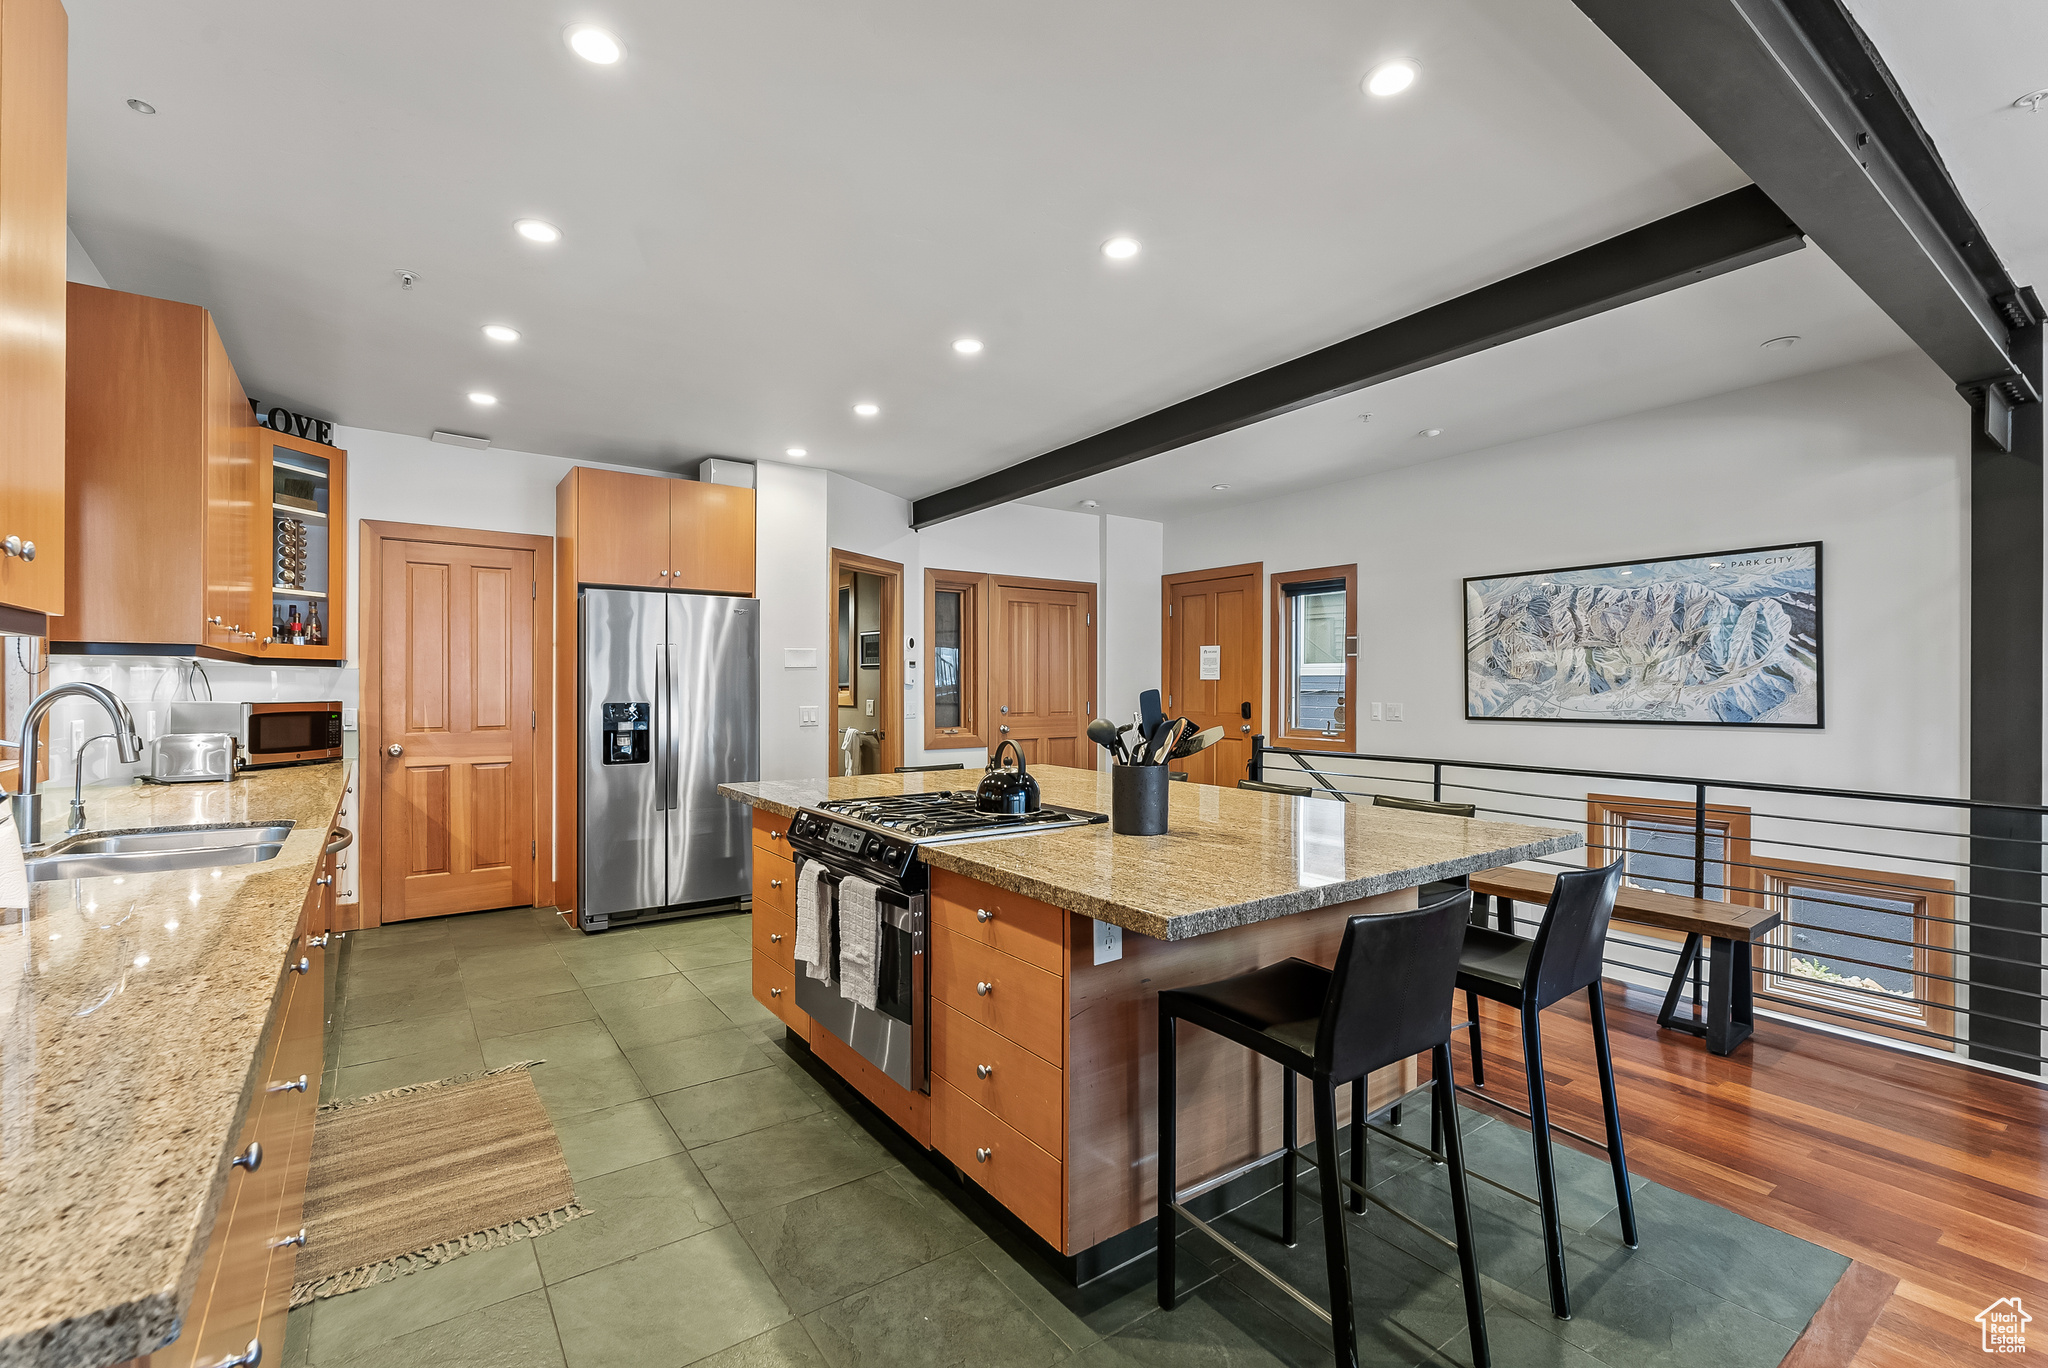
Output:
(41, 656), (359, 784)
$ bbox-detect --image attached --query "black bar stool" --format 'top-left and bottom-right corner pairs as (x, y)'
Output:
(1434, 858), (1636, 1320)
(1158, 889), (1489, 1368)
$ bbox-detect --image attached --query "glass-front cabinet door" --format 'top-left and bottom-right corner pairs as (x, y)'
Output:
(258, 429), (347, 660)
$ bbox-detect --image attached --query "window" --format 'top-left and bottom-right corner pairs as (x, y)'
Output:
(1271, 565), (1357, 750)
(1586, 794), (1757, 903)
(1757, 860), (1955, 1049)
(925, 569), (988, 751)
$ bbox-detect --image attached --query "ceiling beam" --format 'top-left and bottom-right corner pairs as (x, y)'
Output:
(1571, 0), (2039, 405)
(911, 186), (1802, 529)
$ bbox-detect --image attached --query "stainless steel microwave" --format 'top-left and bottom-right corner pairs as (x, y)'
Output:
(165, 700), (345, 768)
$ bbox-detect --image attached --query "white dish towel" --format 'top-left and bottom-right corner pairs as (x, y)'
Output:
(838, 875), (882, 1010)
(0, 805), (27, 910)
(794, 858), (833, 982)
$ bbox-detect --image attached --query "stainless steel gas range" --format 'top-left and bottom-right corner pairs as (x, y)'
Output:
(786, 790), (1105, 1093)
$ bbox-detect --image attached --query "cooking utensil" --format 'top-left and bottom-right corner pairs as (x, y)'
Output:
(1150, 718), (1191, 766)
(1085, 717), (1127, 764)
(1170, 725), (1225, 760)
(1139, 689), (1163, 738)
(976, 739), (1041, 814)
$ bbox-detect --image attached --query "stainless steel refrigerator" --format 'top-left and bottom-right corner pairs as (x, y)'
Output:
(579, 587), (759, 931)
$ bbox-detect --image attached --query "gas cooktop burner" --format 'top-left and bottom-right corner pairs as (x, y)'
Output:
(815, 790), (1106, 841)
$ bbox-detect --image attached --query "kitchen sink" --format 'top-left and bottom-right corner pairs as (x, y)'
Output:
(25, 821), (296, 882)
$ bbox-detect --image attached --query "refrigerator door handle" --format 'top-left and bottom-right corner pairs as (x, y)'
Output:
(662, 641), (683, 812)
(654, 644), (673, 811)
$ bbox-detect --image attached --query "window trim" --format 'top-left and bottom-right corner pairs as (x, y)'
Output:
(1755, 857), (1956, 1050)
(1270, 564), (1358, 752)
(924, 568), (990, 752)
(1583, 794), (1762, 949)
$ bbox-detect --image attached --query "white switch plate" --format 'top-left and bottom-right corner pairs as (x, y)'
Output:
(865, 698), (875, 716)
(798, 705), (820, 727)
(1092, 919), (1123, 965)
(341, 707), (358, 731)
(784, 647), (818, 669)
(1370, 701), (1383, 721)
(1386, 702), (1404, 722)
(70, 719), (85, 752)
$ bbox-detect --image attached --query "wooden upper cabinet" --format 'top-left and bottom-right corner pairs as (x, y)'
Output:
(565, 467), (669, 588)
(557, 466), (755, 595)
(255, 428), (347, 659)
(671, 480), (755, 596)
(0, 0), (67, 619)
(59, 283), (262, 654)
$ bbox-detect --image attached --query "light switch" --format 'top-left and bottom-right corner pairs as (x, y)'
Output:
(341, 707), (359, 731)
(1370, 701), (1383, 721)
(70, 719), (85, 753)
(865, 698), (875, 716)
(798, 705), (820, 727)
(1386, 702), (1404, 722)
(1092, 919), (1123, 965)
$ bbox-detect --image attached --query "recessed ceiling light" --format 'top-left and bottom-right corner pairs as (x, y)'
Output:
(126, 98), (155, 115)
(565, 25), (624, 64)
(786, 447), (807, 458)
(1211, 484), (1231, 491)
(515, 219), (561, 244)
(2014, 88), (2048, 113)
(469, 392), (498, 405)
(852, 402), (880, 418)
(1761, 335), (1800, 349)
(1102, 236), (1142, 260)
(1366, 61), (1418, 98)
(953, 337), (984, 355)
(482, 324), (521, 343)
(1081, 499), (1099, 509)
(1420, 428), (1442, 437)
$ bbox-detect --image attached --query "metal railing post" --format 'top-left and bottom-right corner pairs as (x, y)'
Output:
(1693, 784), (1709, 1008)
(1433, 762), (1443, 803)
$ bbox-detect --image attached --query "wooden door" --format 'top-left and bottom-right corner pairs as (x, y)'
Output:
(572, 467), (668, 588)
(671, 480), (755, 595)
(0, 0), (65, 618)
(1163, 563), (1261, 785)
(989, 577), (1095, 769)
(377, 538), (536, 921)
(202, 318), (257, 652)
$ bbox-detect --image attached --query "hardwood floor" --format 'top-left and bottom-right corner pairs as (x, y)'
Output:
(1447, 982), (2048, 1366)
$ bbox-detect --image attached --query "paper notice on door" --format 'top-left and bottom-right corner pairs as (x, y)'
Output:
(1199, 645), (1221, 681)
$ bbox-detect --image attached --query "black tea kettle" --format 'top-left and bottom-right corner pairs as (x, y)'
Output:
(976, 739), (1040, 814)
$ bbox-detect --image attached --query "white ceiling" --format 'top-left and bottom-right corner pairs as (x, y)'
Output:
(65, 0), (1755, 499)
(1845, 0), (2048, 303)
(1021, 244), (1917, 522)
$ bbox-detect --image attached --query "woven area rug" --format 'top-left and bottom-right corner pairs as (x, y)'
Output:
(289, 1061), (587, 1305)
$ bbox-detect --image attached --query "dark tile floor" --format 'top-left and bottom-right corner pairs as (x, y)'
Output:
(285, 904), (1843, 1368)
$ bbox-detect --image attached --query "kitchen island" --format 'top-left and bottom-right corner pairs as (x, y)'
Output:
(721, 765), (1580, 1275)
(1, 764), (351, 1368)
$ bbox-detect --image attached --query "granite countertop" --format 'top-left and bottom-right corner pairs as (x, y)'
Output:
(721, 766), (1581, 940)
(0, 764), (350, 1368)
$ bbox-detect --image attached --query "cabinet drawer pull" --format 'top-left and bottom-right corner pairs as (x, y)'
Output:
(291, 956), (311, 974)
(206, 1338), (263, 1367)
(769, 987), (782, 998)
(975, 1147), (992, 1163)
(316, 876), (333, 887)
(305, 932), (330, 948)
(976, 982), (992, 996)
(770, 830), (784, 841)
(231, 1142), (262, 1172)
(770, 879), (783, 888)
(271, 1227), (308, 1249)
(769, 933), (783, 944)
(976, 1063), (992, 1079)
(268, 1075), (308, 1094)
(976, 908), (993, 923)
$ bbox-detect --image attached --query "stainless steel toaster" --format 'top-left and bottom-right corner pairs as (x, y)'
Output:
(148, 732), (240, 783)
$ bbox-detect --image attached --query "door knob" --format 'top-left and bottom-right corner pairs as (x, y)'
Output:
(1240, 724), (1251, 733)
(387, 743), (404, 756)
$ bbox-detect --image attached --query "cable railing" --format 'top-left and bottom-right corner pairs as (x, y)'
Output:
(1248, 736), (2047, 1076)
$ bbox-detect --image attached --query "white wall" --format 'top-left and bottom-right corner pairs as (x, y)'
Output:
(824, 473), (1165, 771)
(66, 227), (106, 287)
(757, 460), (830, 781)
(1162, 353), (1969, 797)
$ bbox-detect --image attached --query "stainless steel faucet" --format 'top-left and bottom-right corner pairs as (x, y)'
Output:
(6, 682), (143, 847)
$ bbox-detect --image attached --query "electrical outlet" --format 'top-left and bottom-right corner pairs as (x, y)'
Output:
(1386, 702), (1404, 722)
(1370, 701), (1383, 722)
(70, 719), (85, 753)
(1093, 919), (1124, 965)
(798, 705), (820, 727)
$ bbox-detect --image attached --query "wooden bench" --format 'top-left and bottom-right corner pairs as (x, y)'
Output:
(1466, 866), (1782, 1056)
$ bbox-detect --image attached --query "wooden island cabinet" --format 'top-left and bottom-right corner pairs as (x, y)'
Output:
(729, 768), (1580, 1271)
